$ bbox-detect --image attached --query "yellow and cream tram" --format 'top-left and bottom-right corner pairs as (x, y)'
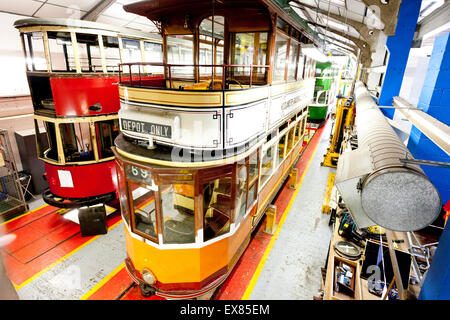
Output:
(112, 0), (320, 298)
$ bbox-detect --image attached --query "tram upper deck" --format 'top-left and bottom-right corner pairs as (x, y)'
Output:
(116, 0), (318, 161)
(14, 18), (163, 117)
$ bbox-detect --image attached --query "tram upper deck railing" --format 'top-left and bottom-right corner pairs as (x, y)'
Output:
(118, 62), (271, 91)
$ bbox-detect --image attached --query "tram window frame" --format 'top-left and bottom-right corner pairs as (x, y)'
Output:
(230, 31), (269, 84)
(75, 33), (103, 73)
(126, 164), (159, 243)
(102, 36), (121, 72)
(23, 32), (47, 72)
(143, 41), (164, 74)
(47, 31), (76, 72)
(260, 144), (275, 188)
(116, 160), (130, 226)
(166, 34), (195, 80)
(159, 178), (196, 244)
(199, 16), (225, 80)
(277, 132), (287, 167)
(272, 32), (289, 83)
(235, 162), (248, 225)
(59, 122), (95, 163)
(34, 119), (59, 162)
(287, 40), (300, 82)
(95, 119), (119, 160)
(202, 173), (233, 242)
(297, 52), (305, 80)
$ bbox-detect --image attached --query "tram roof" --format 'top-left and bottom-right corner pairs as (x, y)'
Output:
(13, 17), (161, 41)
(124, 0), (322, 45)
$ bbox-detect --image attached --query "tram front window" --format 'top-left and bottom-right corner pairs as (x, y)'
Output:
(161, 184), (195, 244)
(35, 120), (58, 161)
(60, 122), (95, 163)
(167, 35), (194, 79)
(22, 32), (47, 71)
(203, 177), (231, 241)
(131, 183), (157, 240)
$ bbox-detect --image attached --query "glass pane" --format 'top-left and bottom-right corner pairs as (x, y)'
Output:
(22, 34), (32, 71)
(247, 183), (256, 209)
(76, 33), (102, 72)
(167, 35), (194, 79)
(297, 53), (305, 80)
(27, 32), (47, 71)
(203, 176), (231, 241)
(122, 38), (142, 74)
(131, 182), (157, 239)
(235, 165), (248, 224)
(161, 184), (195, 244)
(273, 33), (288, 82)
(96, 119), (119, 159)
(260, 146), (274, 186)
(117, 162), (129, 225)
(249, 153), (258, 182)
(278, 135), (286, 165)
(143, 41), (163, 74)
(42, 121), (58, 161)
(287, 43), (299, 81)
(102, 36), (120, 72)
(60, 122), (95, 162)
(47, 31), (76, 72)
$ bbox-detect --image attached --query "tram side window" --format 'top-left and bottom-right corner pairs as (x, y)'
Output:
(144, 41), (163, 74)
(167, 35), (194, 80)
(60, 122), (95, 163)
(278, 134), (287, 166)
(199, 16), (225, 80)
(35, 120), (58, 161)
(297, 53), (305, 80)
(23, 32), (47, 71)
(203, 176), (231, 241)
(272, 33), (288, 82)
(287, 42), (299, 81)
(76, 33), (102, 72)
(235, 164), (248, 225)
(230, 32), (268, 83)
(260, 146), (275, 187)
(160, 183), (195, 244)
(47, 31), (76, 72)
(96, 119), (119, 159)
(102, 36), (121, 72)
(116, 162), (130, 225)
(122, 38), (143, 74)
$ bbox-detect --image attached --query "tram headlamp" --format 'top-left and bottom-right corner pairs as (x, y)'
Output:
(142, 269), (155, 285)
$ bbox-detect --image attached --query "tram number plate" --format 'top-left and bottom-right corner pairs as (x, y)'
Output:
(121, 119), (172, 139)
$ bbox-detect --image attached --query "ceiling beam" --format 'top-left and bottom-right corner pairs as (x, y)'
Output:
(81, 0), (115, 21)
(414, 1), (450, 46)
(290, 1), (381, 50)
(307, 20), (372, 67)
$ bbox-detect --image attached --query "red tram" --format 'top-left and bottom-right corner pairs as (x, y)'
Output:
(112, 0), (321, 298)
(14, 18), (163, 208)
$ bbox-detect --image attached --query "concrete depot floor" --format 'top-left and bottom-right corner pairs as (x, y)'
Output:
(6, 120), (335, 300)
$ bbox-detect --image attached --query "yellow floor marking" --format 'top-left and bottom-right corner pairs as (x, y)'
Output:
(241, 136), (322, 300)
(13, 219), (123, 291)
(80, 262), (125, 300)
(1, 204), (48, 226)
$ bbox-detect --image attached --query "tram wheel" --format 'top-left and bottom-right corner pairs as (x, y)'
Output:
(139, 283), (156, 297)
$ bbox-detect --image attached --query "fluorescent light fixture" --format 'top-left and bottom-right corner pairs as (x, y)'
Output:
(302, 44), (328, 62)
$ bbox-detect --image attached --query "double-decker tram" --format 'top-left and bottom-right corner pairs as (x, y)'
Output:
(14, 18), (163, 208)
(112, 0), (319, 298)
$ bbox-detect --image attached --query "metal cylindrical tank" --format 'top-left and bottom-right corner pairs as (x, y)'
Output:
(354, 81), (441, 231)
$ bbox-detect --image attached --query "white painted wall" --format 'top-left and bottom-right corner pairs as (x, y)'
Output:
(0, 12), (30, 97)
